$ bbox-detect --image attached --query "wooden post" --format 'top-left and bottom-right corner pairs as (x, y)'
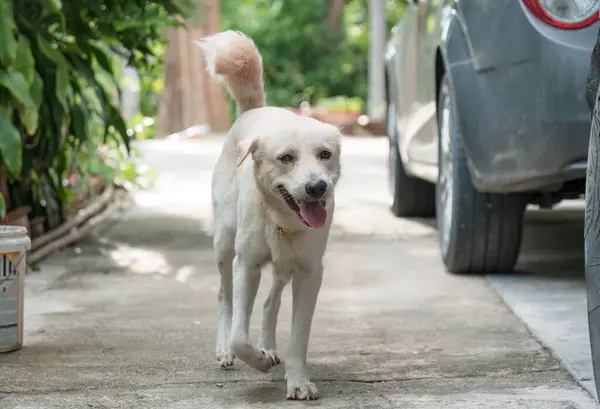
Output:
(156, 26), (185, 137)
(156, 0), (231, 137)
(326, 0), (344, 30)
(185, 26), (208, 129)
(202, 0), (230, 132)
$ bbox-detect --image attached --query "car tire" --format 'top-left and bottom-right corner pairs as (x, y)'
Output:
(436, 75), (526, 274)
(387, 102), (436, 218)
(585, 88), (600, 399)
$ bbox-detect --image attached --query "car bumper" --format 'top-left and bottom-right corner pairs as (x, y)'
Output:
(450, 23), (598, 194)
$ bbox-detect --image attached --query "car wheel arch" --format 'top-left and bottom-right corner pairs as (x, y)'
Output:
(434, 45), (483, 191)
(435, 47), (446, 110)
(384, 67), (393, 137)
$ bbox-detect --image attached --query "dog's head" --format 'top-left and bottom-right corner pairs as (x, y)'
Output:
(237, 118), (341, 229)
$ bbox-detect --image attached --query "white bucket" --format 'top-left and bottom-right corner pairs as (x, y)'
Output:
(0, 225), (31, 352)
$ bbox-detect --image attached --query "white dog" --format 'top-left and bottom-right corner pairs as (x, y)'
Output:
(199, 31), (342, 400)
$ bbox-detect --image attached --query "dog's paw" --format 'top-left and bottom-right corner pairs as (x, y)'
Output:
(259, 348), (281, 367)
(232, 341), (275, 373)
(286, 380), (319, 401)
(216, 348), (236, 368)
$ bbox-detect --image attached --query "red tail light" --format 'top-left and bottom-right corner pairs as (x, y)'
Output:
(522, 0), (600, 29)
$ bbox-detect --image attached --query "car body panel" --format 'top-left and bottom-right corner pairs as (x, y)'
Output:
(385, 0), (599, 193)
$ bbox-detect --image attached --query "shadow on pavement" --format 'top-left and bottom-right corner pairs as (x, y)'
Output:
(516, 206), (584, 278)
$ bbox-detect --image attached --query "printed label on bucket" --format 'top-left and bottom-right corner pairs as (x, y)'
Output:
(0, 298), (18, 350)
(0, 325), (17, 347)
(0, 252), (23, 296)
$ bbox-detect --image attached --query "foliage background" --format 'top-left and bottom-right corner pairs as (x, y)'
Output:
(130, 0), (406, 136)
(0, 0), (191, 228)
(0, 0), (405, 231)
(220, 0), (405, 110)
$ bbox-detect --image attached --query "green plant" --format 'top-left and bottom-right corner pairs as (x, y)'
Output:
(0, 193), (5, 219)
(0, 0), (191, 229)
(138, 43), (166, 119)
(78, 137), (156, 190)
(220, 0), (405, 113)
(316, 96), (364, 112)
(128, 113), (157, 140)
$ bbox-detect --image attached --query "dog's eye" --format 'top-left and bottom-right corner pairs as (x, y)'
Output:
(318, 150), (331, 160)
(278, 154), (295, 164)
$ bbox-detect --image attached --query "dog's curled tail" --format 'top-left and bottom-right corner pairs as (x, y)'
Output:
(198, 30), (266, 114)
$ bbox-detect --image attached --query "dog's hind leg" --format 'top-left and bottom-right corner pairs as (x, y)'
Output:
(230, 255), (277, 373)
(214, 228), (236, 368)
(258, 275), (288, 366)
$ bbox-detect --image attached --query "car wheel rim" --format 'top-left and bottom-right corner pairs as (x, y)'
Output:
(387, 103), (397, 194)
(439, 90), (453, 255)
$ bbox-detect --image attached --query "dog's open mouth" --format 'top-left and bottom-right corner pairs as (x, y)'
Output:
(277, 185), (327, 229)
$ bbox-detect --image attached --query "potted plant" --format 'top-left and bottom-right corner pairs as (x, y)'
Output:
(313, 96), (364, 127)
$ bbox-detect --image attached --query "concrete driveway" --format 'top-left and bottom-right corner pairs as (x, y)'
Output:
(0, 135), (597, 408)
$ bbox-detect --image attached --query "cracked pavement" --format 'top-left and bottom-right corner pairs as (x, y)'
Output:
(0, 136), (597, 408)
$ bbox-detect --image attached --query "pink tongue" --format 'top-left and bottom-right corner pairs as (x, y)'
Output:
(299, 202), (328, 229)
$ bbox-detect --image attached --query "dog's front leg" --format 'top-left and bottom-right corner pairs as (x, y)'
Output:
(258, 275), (288, 366)
(285, 266), (323, 401)
(230, 255), (277, 373)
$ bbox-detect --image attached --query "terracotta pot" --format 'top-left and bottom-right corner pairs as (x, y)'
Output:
(1, 206), (32, 234)
(312, 109), (361, 126)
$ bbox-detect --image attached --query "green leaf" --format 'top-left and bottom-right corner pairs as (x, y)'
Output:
(0, 106), (22, 176)
(36, 35), (70, 110)
(0, 71), (38, 135)
(0, 71), (27, 103)
(0, 0), (17, 68)
(30, 72), (43, 110)
(69, 102), (87, 143)
(43, 101), (64, 166)
(112, 105), (130, 153)
(55, 145), (68, 179)
(88, 41), (115, 76)
(103, 104), (130, 153)
(0, 193), (5, 219)
(43, 0), (62, 12)
(93, 62), (119, 107)
(14, 36), (35, 85)
(54, 63), (69, 111)
(40, 0), (65, 31)
(0, 87), (9, 109)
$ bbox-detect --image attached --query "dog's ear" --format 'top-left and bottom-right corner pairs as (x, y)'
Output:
(237, 137), (259, 167)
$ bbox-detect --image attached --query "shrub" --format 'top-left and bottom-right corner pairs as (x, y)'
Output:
(220, 0), (406, 111)
(0, 0), (190, 229)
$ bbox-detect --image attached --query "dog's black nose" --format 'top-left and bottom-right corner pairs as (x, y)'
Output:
(305, 180), (327, 198)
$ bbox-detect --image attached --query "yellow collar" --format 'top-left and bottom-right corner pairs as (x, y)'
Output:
(279, 226), (302, 234)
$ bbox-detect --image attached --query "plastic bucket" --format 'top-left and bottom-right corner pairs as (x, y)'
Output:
(0, 226), (31, 352)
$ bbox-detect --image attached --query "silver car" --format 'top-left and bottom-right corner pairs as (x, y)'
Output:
(385, 0), (599, 274)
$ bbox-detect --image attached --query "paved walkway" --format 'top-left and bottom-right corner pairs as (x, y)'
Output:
(0, 137), (597, 408)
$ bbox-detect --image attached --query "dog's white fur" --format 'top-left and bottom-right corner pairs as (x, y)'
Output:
(199, 31), (342, 401)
